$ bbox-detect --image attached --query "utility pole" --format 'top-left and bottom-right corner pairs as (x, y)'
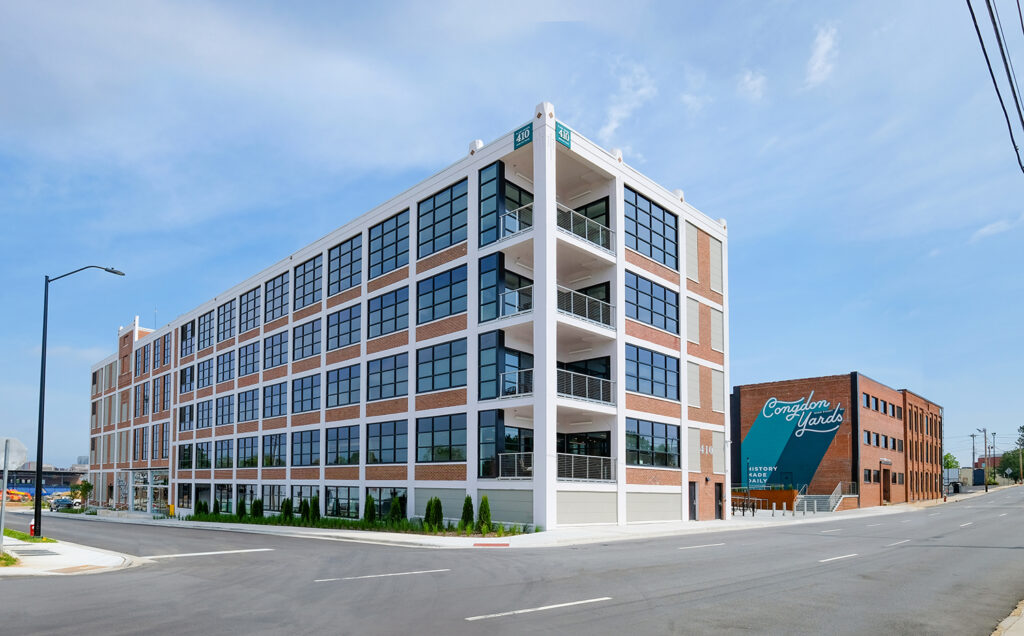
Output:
(978, 427), (988, 492)
(992, 432), (997, 483)
(970, 433), (977, 468)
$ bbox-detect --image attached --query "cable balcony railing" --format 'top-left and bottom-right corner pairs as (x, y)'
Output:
(496, 203), (534, 243)
(498, 369), (533, 398)
(498, 285), (533, 318)
(556, 286), (614, 328)
(498, 452), (533, 479)
(556, 369), (614, 405)
(557, 453), (615, 482)
(556, 203), (614, 253)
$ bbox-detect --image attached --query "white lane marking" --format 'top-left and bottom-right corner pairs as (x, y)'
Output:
(678, 543), (725, 550)
(886, 539), (910, 547)
(960, 522), (973, 528)
(314, 578), (340, 583)
(144, 548), (274, 559)
(820, 529), (841, 533)
(900, 519), (912, 523)
(928, 512), (940, 516)
(338, 568), (450, 581)
(819, 553), (858, 563)
(866, 524), (881, 527)
(465, 597), (613, 621)
(1000, 513), (1008, 517)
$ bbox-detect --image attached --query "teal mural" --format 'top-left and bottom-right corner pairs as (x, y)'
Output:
(743, 391), (845, 489)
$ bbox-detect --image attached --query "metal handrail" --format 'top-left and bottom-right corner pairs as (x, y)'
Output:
(556, 286), (614, 328)
(556, 203), (614, 253)
(556, 369), (614, 404)
(498, 452), (533, 479)
(828, 482), (843, 513)
(498, 285), (533, 317)
(557, 453), (615, 482)
(498, 369), (533, 398)
(797, 484), (808, 496)
(496, 203), (534, 242)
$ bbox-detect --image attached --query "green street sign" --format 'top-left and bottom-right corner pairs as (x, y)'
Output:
(555, 122), (571, 149)
(514, 124), (532, 149)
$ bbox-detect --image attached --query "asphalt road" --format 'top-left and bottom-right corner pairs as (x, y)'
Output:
(3, 487), (1023, 635)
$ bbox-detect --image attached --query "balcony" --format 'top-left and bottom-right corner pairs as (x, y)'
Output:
(498, 452), (533, 479)
(495, 203), (534, 243)
(557, 453), (615, 482)
(557, 286), (613, 329)
(556, 203), (613, 254)
(498, 369), (534, 398)
(498, 285), (533, 318)
(556, 369), (614, 405)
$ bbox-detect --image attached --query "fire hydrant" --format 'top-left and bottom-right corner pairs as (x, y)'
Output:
(29, 521), (35, 537)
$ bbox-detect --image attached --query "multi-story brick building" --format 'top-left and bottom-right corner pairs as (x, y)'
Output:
(87, 102), (731, 528)
(730, 372), (943, 510)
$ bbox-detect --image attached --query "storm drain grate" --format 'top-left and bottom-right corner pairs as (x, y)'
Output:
(12, 549), (58, 556)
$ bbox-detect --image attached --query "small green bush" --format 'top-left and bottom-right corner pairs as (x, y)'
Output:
(252, 498), (264, 517)
(236, 499), (246, 519)
(281, 498), (293, 520)
(311, 496), (321, 524)
(364, 494), (376, 524)
(331, 497), (341, 517)
(497, 524), (505, 537)
(425, 496), (443, 528)
(388, 496), (403, 524)
(299, 499), (310, 522)
(477, 495), (491, 530)
(461, 495), (474, 528)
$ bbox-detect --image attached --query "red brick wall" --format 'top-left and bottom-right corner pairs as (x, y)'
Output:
(625, 319), (680, 350)
(291, 467), (320, 480)
(626, 393), (681, 418)
(858, 375), (908, 506)
(325, 466), (358, 480)
(367, 330), (408, 354)
(686, 303), (725, 365)
(415, 464), (467, 481)
(325, 406), (359, 422)
(293, 302), (322, 322)
(326, 287), (360, 309)
(366, 465), (407, 480)
(685, 228), (724, 305)
(416, 314), (467, 342)
(368, 266), (409, 293)
(416, 242), (466, 274)
(292, 357), (321, 374)
(626, 249), (680, 285)
(416, 389), (467, 411)
(367, 398), (407, 417)
(627, 467), (683, 486)
(326, 345), (360, 365)
(688, 365), (725, 425)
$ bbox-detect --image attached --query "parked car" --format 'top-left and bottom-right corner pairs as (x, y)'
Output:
(49, 497), (74, 512)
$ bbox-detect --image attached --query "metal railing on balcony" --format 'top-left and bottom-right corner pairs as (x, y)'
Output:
(556, 286), (614, 328)
(498, 285), (533, 318)
(557, 453), (615, 482)
(556, 203), (613, 253)
(498, 369), (533, 398)
(556, 369), (614, 404)
(496, 203), (534, 242)
(498, 452), (533, 479)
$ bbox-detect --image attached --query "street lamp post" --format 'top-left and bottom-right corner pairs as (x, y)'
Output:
(34, 265), (124, 537)
(977, 427), (988, 493)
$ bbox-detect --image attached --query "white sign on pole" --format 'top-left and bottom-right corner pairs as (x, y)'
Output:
(0, 438), (28, 471)
(0, 437), (29, 554)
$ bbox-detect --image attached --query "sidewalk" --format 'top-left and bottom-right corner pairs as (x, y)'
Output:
(995, 600), (1024, 636)
(0, 535), (134, 577)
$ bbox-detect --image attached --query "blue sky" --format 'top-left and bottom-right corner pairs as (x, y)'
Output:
(1, 1), (1021, 467)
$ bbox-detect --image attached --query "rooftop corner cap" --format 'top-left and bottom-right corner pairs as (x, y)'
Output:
(672, 188), (685, 202)
(468, 139), (484, 156)
(535, 101), (555, 120)
(719, 218), (727, 228)
(611, 148), (624, 163)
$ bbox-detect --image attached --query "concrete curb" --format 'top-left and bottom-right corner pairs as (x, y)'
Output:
(0, 535), (136, 577)
(994, 599), (1024, 635)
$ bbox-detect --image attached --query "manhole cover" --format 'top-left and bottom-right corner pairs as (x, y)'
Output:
(12, 549), (58, 556)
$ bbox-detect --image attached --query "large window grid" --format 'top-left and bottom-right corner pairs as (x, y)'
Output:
(417, 414), (467, 462)
(179, 366), (194, 393)
(262, 485), (284, 512)
(263, 382), (287, 418)
(417, 179), (468, 258)
(291, 430), (320, 466)
(626, 418), (680, 467)
(216, 351), (234, 383)
(197, 311), (215, 350)
(328, 235), (361, 296)
(180, 320), (195, 357)
(417, 265), (467, 324)
(196, 400), (213, 429)
(368, 210), (409, 279)
(327, 305), (360, 350)
(294, 255), (323, 311)
(162, 333), (171, 366)
(366, 420), (407, 464)
(625, 344), (680, 400)
(625, 187), (678, 270)
(292, 374), (321, 413)
(238, 389), (258, 422)
(196, 359), (212, 389)
(325, 485), (358, 518)
(625, 271), (679, 334)
(238, 342), (259, 377)
(416, 339), (467, 393)
(263, 433), (286, 467)
(293, 319), (321, 361)
(327, 364), (360, 407)
(217, 300), (236, 342)
(178, 405), (193, 432)
(239, 287), (260, 333)
(195, 442), (211, 469)
(326, 425), (359, 465)
(177, 444), (192, 470)
(367, 353), (408, 401)
(265, 272), (289, 322)
(215, 440), (233, 469)
(264, 332), (288, 369)
(367, 287), (408, 339)
(237, 436), (258, 468)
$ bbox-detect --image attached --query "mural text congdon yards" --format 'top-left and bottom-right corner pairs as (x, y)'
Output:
(743, 391), (845, 490)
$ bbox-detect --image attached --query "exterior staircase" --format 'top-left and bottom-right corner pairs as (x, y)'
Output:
(793, 494), (836, 513)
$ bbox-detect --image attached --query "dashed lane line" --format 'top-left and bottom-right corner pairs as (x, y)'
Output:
(316, 568), (451, 582)
(678, 543), (725, 550)
(818, 554), (858, 563)
(144, 548), (274, 559)
(465, 597), (613, 621)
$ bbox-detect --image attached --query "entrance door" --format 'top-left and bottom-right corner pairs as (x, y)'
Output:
(688, 482), (698, 520)
(882, 469), (891, 503)
(715, 483), (724, 519)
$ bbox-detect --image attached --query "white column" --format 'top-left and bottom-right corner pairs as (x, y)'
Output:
(532, 102), (558, 529)
(611, 175), (628, 525)
(465, 164), (481, 507)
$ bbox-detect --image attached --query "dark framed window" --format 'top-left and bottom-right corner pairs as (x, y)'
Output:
(625, 344), (679, 400)
(195, 442), (211, 469)
(417, 265), (467, 324)
(367, 286), (408, 339)
(153, 338), (161, 371)
(328, 235), (361, 295)
(366, 487), (406, 519)
(264, 332), (288, 369)
(416, 338), (467, 393)
(325, 485), (359, 518)
(292, 374), (321, 413)
(178, 405), (194, 432)
(216, 351), (234, 383)
(238, 389), (258, 422)
(626, 418), (680, 467)
(367, 353), (408, 401)
(198, 311), (215, 350)
(291, 430), (320, 466)
(197, 359), (212, 389)
(368, 210), (409, 279)
(294, 255), (323, 311)
(177, 444), (193, 470)
(418, 179), (468, 258)
(162, 333), (171, 366)
(133, 348), (142, 377)
(177, 483), (192, 509)
(624, 186), (678, 269)
(863, 430), (871, 445)
(262, 485), (283, 512)
(625, 271), (679, 333)
(291, 486), (318, 515)
(238, 342), (259, 377)
(215, 395), (233, 426)
(263, 382), (287, 418)
(326, 364), (360, 407)
(162, 374), (170, 411)
(416, 414), (467, 462)
(327, 305), (360, 350)
(217, 300), (236, 342)
(863, 392), (870, 408)
(293, 319), (321, 361)
(265, 272), (289, 322)
(897, 439), (904, 452)
(326, 425), (359, 465)
(863, 468), (871, 482)
(179, 366), (194, 393)
(196, 399), (212, 429)
(180, 320), (195, 357)
(239, 287), (260, 333)
(478, 161), (503, 246)
(366, 420), (407, 464)
(237, 436), (258, 468)
(215, 440), (233, 469)
(262, 433), (286, 467)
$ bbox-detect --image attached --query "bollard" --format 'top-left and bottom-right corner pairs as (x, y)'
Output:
(772, 502), (776, 517)
(803, 500), (806, 516)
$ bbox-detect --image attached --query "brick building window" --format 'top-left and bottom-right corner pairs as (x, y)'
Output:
(239, 287), (261, 333)
(327, 305), (360, 351)
(216, 395), (234, 426)
(626, 418), (680, 467)
(180, 320), (195, 357)
(291, 374), (320, 413)
(416, 338), (467, 393)
(292, 319), (321, 361)
(417, 265), (468, 324)
(195, 442), (211, 469)
(178, 405), (193, 432)
(291, 430), (320, 467)
(328, 235), (361, 296)
(237, 436), (258, 468)
(367, 353), (408, 401)
(326, 364), (360, 407)
(625, 187), (678, 270)
(325, 485), (359, 518)
(368, 210), (409, 279)
(625, 271), (679, 334)
(264, 272), (289, 322)
(178, 444), (193, 470)
(217, 300), (236, 342)
(294, 255), (323, 311)
(262, 433), (286, 467)
(262, 485), (284, 512)
(366, 420), (407, 464)
(196, 359), (212, 389)
(263, 382), (287, 418)
(197, 311), (215, 350)
(237, 389), (258, 422)
(215, 440), (233, 469)
(264, 332), (288, 369)
(216, 351), (234, 383)
(626, 344), (679, 400)
(367, 286), (409, 339)
(418, 179), (469, 258)
(238, 342), (259, 377)
(416, 414), (467, 462)
(326, 425), (359, 465)
(179, 366), (194, 394)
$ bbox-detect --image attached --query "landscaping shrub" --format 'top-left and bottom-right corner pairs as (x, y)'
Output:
(425, 496), (444, 528)
(281, 498), (293, 520)
(363, 494), (376, 524)
(461, 495), (474, 529)
(331, 497), (341, 518)
(236, 499), (246, 519)
(299, 499), (310, 522)
(388, 496), (403, 524)
(310, 496), (321, 523)
(477, 495), (491, 532)
(252, 498), (264, 517)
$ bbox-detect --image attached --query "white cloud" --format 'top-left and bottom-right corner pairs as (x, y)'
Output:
(680, 93), (711, 114)
(598, 62), (658, 145)
(806, 25), (838, 87)
(737, 70), (766, 101)
(970, 214), (1024, 243)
